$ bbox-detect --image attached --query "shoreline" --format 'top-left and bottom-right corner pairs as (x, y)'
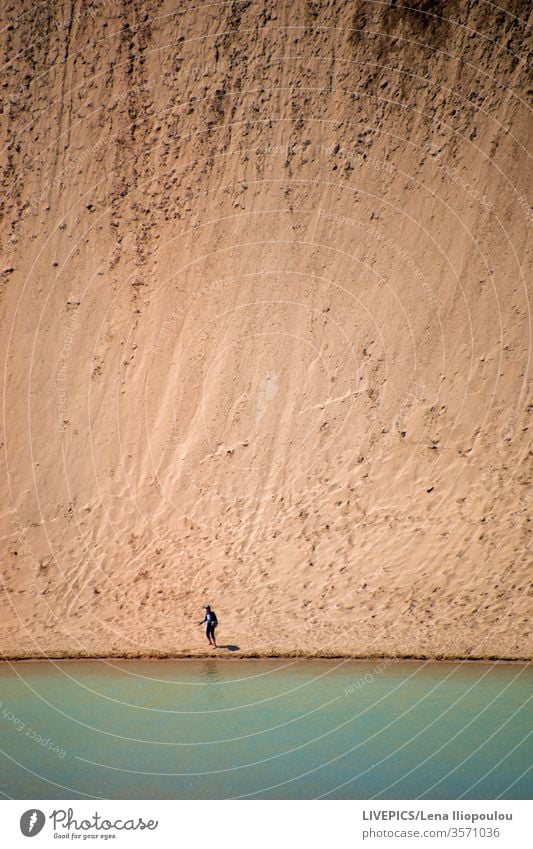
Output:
(1, 651), (531, 664)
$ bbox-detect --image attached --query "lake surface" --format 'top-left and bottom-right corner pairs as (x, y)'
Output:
(0, 659), (531, 799)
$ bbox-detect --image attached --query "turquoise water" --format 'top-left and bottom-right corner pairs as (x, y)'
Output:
(0, 659), (531, 799)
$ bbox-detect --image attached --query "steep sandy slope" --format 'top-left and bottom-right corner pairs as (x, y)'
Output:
(1, 0), (531, 657)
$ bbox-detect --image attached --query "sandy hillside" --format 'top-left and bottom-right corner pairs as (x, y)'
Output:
(0, 0), (531, 659)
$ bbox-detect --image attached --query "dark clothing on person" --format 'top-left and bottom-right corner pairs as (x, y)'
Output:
(199, 608), (218, 645)
(200, 609), (217, 626)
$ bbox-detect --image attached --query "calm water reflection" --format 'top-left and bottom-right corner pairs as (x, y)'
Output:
(0, 659), (531, 799)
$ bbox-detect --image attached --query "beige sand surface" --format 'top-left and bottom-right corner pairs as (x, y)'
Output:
(0, 0), (531, 660)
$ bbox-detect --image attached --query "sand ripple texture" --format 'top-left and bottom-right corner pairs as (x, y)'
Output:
(0, 0), (531, 659)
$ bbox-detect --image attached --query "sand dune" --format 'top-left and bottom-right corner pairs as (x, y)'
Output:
(0, 0), (531, 659)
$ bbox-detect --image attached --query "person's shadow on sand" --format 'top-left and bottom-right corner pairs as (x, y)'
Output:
(220, 645), (240, 652)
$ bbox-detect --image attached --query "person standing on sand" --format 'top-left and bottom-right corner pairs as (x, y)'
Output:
(198, 605), (218, 648)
